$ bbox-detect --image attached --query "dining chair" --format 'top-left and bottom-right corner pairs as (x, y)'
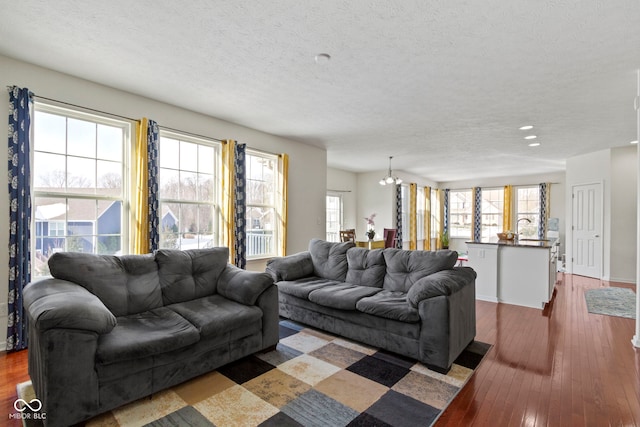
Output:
(340, 229), (356, 243)
(383, 228), (397, 248)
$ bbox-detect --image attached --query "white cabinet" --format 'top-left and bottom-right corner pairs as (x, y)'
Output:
(467, 240), (559, 309)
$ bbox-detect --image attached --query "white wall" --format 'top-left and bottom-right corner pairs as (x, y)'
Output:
(610, 145), (637, 283)
(0, 54), (327, 348)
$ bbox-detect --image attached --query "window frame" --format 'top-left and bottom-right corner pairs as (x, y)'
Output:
(515, 185), (541, 238)
(32, 102), (132, 276)
(245, 148), (280, 259)
(480, 187), (504, 239)
(326, 192), (343, 242)
(157, 129), (221, 251)
(449, 189), (473, 239)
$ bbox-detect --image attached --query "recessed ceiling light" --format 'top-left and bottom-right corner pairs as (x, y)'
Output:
(314, 53), (331, 64)
(528, 142), (541, 147)
(524, 135), (537, 140)
(631, 140), (638, 144)
(519, 125), (534, 130)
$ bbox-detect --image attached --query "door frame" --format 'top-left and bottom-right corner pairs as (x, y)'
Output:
(570, 181), (604, 279)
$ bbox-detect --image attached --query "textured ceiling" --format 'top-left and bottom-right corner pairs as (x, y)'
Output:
(1, 1), (639, 182)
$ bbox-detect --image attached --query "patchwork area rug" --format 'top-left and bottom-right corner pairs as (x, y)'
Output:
(17, 320), (490, 427)
(585, 287), (636, 319)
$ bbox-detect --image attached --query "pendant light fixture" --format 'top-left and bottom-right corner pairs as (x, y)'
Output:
(379, 156), (402, 186)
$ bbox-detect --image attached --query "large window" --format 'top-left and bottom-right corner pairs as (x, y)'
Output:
(431, 188), (440, 239)
(32, 104), (130, 276)
(245, 150), (278, 258)
(516, 186), (540, 238)
(158, 131), (219, 250)
(400, 184), (409, 246)
(416, 187), (425, 242)
(481, 188), (504, 239)
(326, 193), (342, 242)
(449, 189), (472, 238)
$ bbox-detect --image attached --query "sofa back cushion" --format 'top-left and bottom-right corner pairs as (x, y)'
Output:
(308, 239), (354, 281)
(381, 249), (458, 292)
(345, 248), (386, 288)
(155, 247), (229, 304)
(48, 252), (162, 316)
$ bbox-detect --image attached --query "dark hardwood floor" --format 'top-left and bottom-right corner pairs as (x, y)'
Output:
(1, 274), (638, 426)
(438, 273), (640, 426)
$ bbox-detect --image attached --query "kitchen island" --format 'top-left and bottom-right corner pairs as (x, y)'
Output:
(466, 238), (559, 309)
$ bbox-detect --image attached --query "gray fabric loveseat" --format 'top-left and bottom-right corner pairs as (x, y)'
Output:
(23, 247), (278, 427)
(266, 239), (476, 373)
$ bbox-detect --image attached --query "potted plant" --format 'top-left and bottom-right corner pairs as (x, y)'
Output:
(364, 213), (376, 240)
(441, 231), (449, 249)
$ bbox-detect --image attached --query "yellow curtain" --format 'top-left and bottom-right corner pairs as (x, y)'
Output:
(409, 183), (417, 250)
(437, 189), (445, 249)
(221, 140), (236, 262)
(503, 185), (513, 232)
(424, 186), (431, 250)
(278, 153), (289, 256)
(133, 118), (149, 254)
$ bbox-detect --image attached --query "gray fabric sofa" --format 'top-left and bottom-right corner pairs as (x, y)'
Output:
(266, 239), (476, 373)
(23, 247), (278, 427)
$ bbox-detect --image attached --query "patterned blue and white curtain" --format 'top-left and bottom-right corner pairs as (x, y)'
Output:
(234, 143), (246, 268)
(473, 187), (482, 241)
(538, 182), (549, 240)
(443, 188), (450, 236)
(395, 184), (403, 248)
(7, 86), (32, 351)
(147, 120), (160, 252)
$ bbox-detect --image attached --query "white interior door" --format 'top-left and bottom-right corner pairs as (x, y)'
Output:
(572, 183), (602, 278)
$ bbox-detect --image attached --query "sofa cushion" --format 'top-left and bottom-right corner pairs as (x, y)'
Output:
(277, 277), (342, 300)
(308, 239), (354, 281)
(217, 266), (274, 305)
(308, 283), (382, 310)
(156, 248), (229, 305)
(355, 290), (420, 323)
(382, 249), (458, 292)
(345, 248), (386, 288)
(96, 307), (200, 364)
(266, 251), (314, 282)
(167, 294), (263, 337)
(48, 252), (162, 317)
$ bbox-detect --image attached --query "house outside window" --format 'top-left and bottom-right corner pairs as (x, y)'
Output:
(32, 103), (130, 276)
(326, 193), (342, 242)
(516, 186), (540, 238)
(245, 150), (279, 258)
(481, 188), (504, 239)
(158, 131), (219, 250)
(449, 189), (472, 238)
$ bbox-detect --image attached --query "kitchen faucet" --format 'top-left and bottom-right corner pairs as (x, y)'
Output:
(516, 217), (532, 238)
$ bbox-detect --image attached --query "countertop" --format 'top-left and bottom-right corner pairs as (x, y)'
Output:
(466, 237), (558, 249)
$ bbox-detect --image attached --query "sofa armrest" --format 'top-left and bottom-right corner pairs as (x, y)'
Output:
(407, 267), (477, 308)
(23, 278), (117, 334)
(217, 265), (274, 305)
(265, 251), (313, 281)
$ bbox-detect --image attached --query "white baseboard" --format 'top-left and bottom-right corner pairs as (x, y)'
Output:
(0, 341), (6, 352)
(476, 295), (499, 303)
(608, 277), (637, 285)
(632, 335), (640, 348)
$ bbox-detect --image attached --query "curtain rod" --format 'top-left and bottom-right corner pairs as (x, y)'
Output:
(32, 94), (139, 122)
(30, 93), (225, 143)
(160, 126), (223, 143)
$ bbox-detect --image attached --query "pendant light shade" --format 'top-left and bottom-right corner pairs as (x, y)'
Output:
(379, 156), (402, 186)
